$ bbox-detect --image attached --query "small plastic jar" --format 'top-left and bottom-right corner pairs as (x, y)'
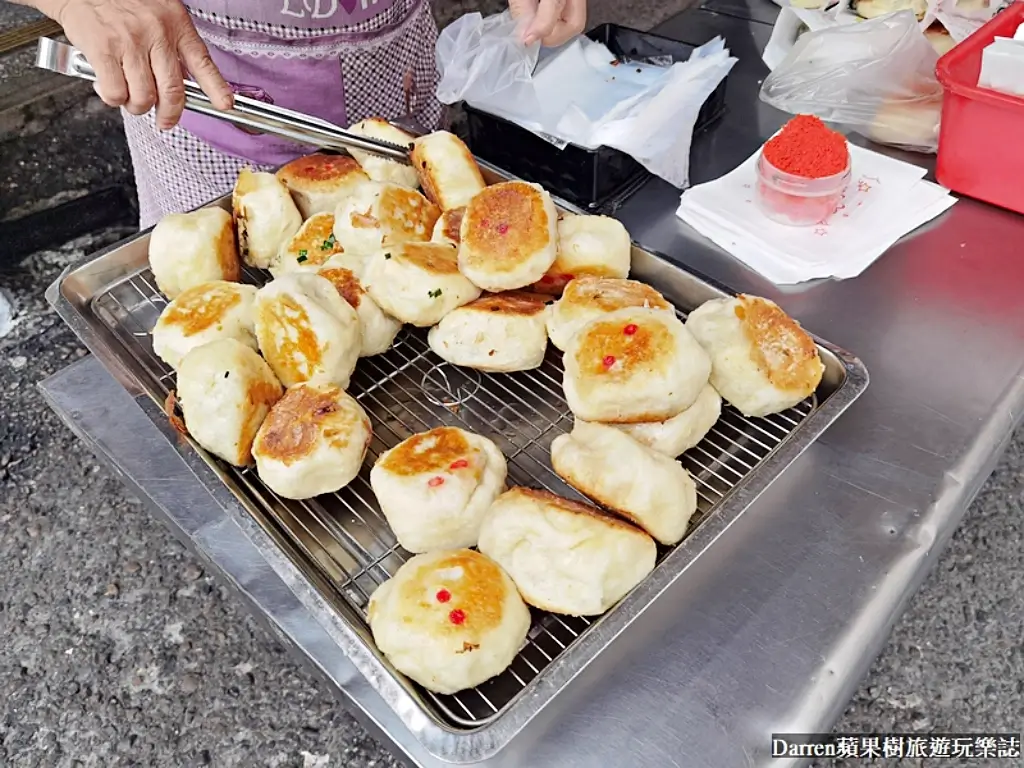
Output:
(754, 150), (852, 227)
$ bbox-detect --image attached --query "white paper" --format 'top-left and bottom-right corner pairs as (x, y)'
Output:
(675, 144), (957, 284)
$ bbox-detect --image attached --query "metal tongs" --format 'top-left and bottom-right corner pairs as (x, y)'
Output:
(35, 37), (414, 163)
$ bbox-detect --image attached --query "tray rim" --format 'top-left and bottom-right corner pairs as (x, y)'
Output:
(45, 161), (869, 765)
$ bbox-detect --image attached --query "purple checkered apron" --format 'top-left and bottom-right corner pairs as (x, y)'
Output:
(123, 0), (443, 229)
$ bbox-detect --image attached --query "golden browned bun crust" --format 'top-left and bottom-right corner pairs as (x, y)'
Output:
(280, 213), (342, 271)
(460, 182), (554, 277)
(368, 549), (512, 640)
(253, 383), (370, 464)
(505, 487), (647, 534)
(373, 185), (440, 245)
(411, 132), (487, 211)
(574, 315), (675, 380)
(160, 281), (245, 336)
(434, 207), (465, 245)
(317, 266), (364, 309)
(735, 294), (823, 394)
(216, 219), (242, 281)
(378, 426), (475, 477)
(460, 291), (551, 317)
(276, 153), (369, 192)
(395, 242), (462, 275)
(255, 295), (322, 384)
(565, 277), (671, 313)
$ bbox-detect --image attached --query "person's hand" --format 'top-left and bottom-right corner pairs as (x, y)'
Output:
(42, 0), (234, 129)
(508, 0), (587, 48)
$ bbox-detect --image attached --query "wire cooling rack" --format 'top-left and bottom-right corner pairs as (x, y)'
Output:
(91, 265), (814, 729)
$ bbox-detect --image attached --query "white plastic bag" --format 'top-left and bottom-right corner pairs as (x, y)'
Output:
(435, 12), (543, 122)
(435, 12), (736, 189)
(587, 38), (737, 189)
(759, 11), (943, 152)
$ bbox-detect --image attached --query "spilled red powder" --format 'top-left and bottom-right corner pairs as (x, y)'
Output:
(763, 115), (848, 179)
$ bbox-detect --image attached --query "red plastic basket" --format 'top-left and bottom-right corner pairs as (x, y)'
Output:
(936, 2), (1024, 214)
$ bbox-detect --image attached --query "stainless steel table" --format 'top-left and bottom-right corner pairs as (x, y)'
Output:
(40, 3), (1024, 767)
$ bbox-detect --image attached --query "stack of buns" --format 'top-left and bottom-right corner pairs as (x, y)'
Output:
(145, 121), (827, 697)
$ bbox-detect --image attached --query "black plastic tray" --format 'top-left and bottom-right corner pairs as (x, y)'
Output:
(462, 24), (729, 212)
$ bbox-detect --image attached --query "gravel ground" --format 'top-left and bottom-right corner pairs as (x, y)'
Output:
(2, 0), (1023, 766)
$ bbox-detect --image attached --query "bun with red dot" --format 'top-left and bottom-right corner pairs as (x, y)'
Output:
(545, 277), (674, 352)
(563, 306), (711, 423)
(459, 181), (559, 292)
(369, 427), (507, 553)
(367, 549), (530, 694)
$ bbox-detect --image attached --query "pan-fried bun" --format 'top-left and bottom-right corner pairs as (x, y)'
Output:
(316, 259), (401, 356)
(369, 426), (507, 553)
(563, 307), (711, 423)
(685, 295), (824, 418)
(152, 281), (258, 370)
(232, 168), (303, 271)
(578, 383), (722, 457)
(148, 207), (240, 299)
(347, 117), (419, 189)
(254, 272), (361, 389)
(363, 242), (481, 327)
(368, 549), (530, 695)
(459, 181), (558, 292)
(866, 97), (942, 150)
(477, 487), (656, 616)
(427, 291), (551, 372)
(431, 207), (465, 247)
(175, 338), (283, 467)
(276, 153), (369, 219)
(534, 214), (631, 295)
(275, 213), (343, 276)
(546, 277), (674, 351)
(852, 0), (927, 19)
(411, 131), (486, 211)
(333, 180), (440, 258)
(252, 382), (372, 499)
(550, 421), (698, 545)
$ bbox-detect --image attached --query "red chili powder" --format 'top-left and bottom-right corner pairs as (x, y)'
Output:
(762, 115), (848, 179)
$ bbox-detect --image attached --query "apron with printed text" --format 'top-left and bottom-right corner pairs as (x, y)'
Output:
(123, 0), (442, 228)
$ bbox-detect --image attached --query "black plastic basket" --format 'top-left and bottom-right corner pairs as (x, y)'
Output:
(462, 24), (729, 212)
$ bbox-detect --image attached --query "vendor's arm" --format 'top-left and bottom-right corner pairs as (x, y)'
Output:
(509, 0), (587, 47)
(11, 0), (233, 129)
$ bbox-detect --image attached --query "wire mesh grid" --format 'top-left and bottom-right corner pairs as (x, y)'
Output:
(90, 264), (815, 729)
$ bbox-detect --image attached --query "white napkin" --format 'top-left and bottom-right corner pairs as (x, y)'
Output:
(675, 143), (957, 284)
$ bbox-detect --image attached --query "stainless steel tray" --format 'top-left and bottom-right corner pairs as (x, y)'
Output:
(47, 164), (869, 763)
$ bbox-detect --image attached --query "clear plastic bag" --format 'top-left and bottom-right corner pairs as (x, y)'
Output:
(759, 11), (943, 153)
(435, 12), (544, 122)
(435, 12), (736, 188)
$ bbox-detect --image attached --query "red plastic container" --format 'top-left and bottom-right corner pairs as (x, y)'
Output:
(936, 2), (1024, 215)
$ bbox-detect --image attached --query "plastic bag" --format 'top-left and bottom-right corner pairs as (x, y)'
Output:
(435, 12), (543, 121)
(759, 11), (943, 153)
(435, 12), (736, 189)
(585, 38), (737, 189)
